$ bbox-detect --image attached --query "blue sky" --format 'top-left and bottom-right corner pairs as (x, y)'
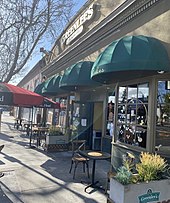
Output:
(31, 0), (87, 67)
(14, 0), (87, 85)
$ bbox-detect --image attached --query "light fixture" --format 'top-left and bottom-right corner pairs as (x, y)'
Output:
(42, 75), (47, 81)
(157, 70), (165, 74)
(40, 47), (51, 55)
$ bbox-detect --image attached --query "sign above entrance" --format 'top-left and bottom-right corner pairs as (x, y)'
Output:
(61, 4), (95, 45)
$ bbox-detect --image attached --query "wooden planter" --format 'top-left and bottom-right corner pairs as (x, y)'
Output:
(45, 135), (69, 152)
(46, 135), (67, 144)
(110, 178), (170, 203)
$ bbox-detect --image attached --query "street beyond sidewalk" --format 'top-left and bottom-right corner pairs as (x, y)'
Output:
(0, 112), (110, 203)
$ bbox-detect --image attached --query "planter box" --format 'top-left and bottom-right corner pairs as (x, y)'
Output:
(46, 135), (67, 145)
(44, 135), (69, 152)
(44, 143), (69, 152)
(110, 178), (170, 203)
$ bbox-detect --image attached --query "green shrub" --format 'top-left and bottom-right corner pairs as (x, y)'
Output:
(49, 125), (63, 136)
(115, 166), (133, 185)
(136, 152), (167, 182)
(115, 152), (168, 185)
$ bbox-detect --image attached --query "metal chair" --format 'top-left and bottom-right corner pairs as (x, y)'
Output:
(0, 145), (4, 152)
(0, 145), (4, 177)
(69, 140), (90, 179)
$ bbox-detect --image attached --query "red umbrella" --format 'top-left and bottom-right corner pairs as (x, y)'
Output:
(37, 97), (60, 109)
(0, 82), (59, 108)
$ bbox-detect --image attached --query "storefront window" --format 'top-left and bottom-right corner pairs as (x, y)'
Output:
(59, 97), (67, 133)
(156, 81), (170, 151)
(106, 92), (115, 137)
(116, 83), (149, 148)
(70, 102), (80, 139)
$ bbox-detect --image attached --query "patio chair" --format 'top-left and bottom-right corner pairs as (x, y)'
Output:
(69, 140), (90, 179)
(0, 145), (4, 177)
(0, 145), (4, 152)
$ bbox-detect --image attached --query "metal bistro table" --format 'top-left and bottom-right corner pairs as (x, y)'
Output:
(78, 150), (111, 193)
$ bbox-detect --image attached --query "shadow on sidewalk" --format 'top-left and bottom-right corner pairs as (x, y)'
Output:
(40, 152), (110, 193)
(1, 151), (104, 202)
(0, 181), (24, 203)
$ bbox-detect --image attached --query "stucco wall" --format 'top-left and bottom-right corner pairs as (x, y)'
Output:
(130, 9), (170, 58)
(49, 0), (126, 63)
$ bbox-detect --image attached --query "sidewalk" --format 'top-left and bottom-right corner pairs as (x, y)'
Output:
(0, 112), (110, 203)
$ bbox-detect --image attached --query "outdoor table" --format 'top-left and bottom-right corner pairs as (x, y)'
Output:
(24, 123), (37, 135)
(14, 118), (23, 130)
(78, 150), (111, 193)
(32, 127), (49, 147)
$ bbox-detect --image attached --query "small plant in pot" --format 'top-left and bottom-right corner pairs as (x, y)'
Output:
(115, 152), (168, 185)
(48, 125), (63, 136)
(115, 152), (137, 185)
(136, 152), (168, 182)
(110, 152), (170, 203)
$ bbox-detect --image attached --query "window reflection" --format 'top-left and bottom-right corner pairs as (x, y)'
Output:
(156, 81), (170, 151)
(116, 83), (149, 148)
(106, 91), (115, 137)
(59, 97), (67, 134)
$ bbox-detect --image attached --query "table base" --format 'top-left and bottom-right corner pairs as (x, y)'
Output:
(0, 172), (4, 178)
(82, 180), (105, 193)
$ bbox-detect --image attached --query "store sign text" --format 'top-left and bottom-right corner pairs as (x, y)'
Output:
(61, 4), (94, 45)
(138, 189), (170, 203)
(0, 95), (4, 102)
(138, 189), (160, 203)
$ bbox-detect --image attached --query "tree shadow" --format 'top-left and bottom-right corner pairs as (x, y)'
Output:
(40, 153), (110, 194)
(0, 181), (24, 203)
(1, 150), (103, 203)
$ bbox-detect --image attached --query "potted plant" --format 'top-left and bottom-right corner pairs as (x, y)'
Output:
(46, 125), (67, 145)
(48, 125), (64, 136)
(109, 152), (170, 203)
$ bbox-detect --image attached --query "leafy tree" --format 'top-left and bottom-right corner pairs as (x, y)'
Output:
(0, 0), (76, 82)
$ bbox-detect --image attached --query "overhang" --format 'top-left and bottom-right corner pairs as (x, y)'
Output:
(42, 75), (67, 96)
(91, 35), (170, 83)
(34, 82), (46, 95)
(59, 61), (100, 91)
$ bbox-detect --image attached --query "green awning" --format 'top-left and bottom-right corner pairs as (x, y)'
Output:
(59, 61), (100, 91)
(34, 81), (46, 95)
(42, 75), (67, 96)
(91, 35), (170, 83)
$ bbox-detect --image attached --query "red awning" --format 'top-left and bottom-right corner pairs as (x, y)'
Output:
(0, 82), (59, 108)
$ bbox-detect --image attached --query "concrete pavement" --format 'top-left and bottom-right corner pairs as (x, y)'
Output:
(0, 112), (110, 203)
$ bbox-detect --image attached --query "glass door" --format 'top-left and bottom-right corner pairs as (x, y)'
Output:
(70, 101), (94, 149)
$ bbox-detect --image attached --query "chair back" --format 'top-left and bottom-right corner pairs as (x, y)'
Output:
(69, 140), (90, 179)
(71, 140), (86, 155)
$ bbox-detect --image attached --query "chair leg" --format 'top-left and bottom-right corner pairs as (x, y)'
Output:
(73, 162), (79, 179)
(83, 162), (85, 173)
(69, 160), (73, 173)
(86, 161), (90, 178)
(70, 160), (90, 180)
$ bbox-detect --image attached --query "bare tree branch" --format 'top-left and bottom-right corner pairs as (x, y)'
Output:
(0, 0), (76, 82)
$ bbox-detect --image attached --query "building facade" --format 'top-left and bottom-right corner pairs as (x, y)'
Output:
(19, 0), (170, 167)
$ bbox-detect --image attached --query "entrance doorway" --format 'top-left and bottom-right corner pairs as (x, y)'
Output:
(71, 101), (93, 148)
(70, 101), (103, 149)
(92, 102), (103, 150)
